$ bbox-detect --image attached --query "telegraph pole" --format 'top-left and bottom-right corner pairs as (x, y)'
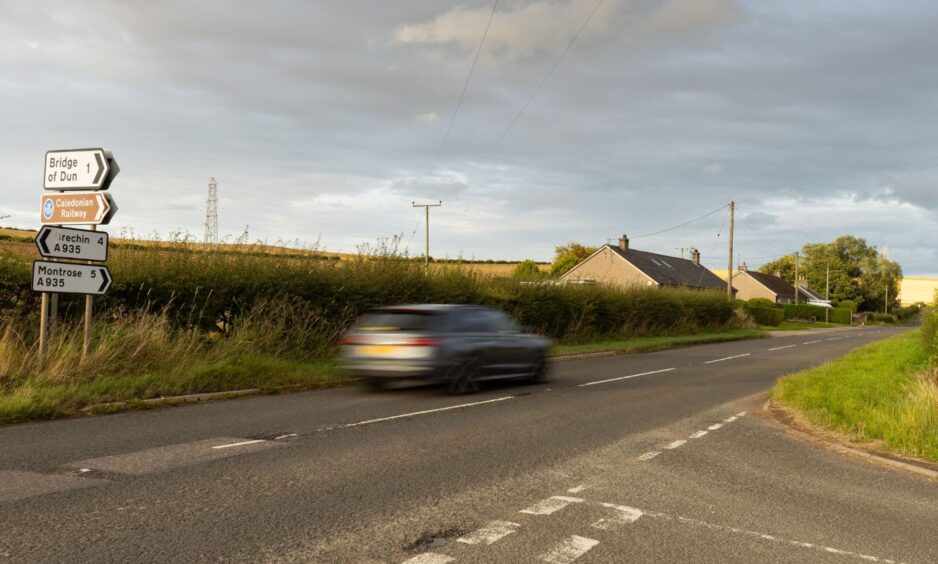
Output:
(794, 251), (800, 305)
(412, 201), (441, 271)
(727, 201), (734, 299)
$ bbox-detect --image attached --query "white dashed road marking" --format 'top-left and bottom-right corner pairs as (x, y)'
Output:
(663, 440), (687, 450)
(401, 553), (455, 564)
(769, 344), (797, 351)
(567, 484), (591, 494)
(637, 451), (661, 461)
(704, 353), (751, 364)
(212, 439), (265, 450)
(708, 423), (723, 430)
(634, 507), (907, 564)
(826, 337), (844, 341)
(803, 340), (823, 345)
(521, 496), (584, 515)
(578, 367), (676, 387)
(338, 396), (514, 429)
(539, 535), (600, 564)
(0, 471), (109, 503)
(457, 520), (519, 546)
(689, 430), (708, 439)
(592, 503), (644, 530)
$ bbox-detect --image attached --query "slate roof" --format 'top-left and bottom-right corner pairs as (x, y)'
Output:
(744, 270), (797, 300)
(607, 245), (730, 291)
(744, 270), (827, 302)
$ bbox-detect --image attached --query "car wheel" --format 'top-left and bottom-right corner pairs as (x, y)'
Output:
(450, 358), (480, 394)
(529, 354), (548, 383)
(362, 377), (385, 391)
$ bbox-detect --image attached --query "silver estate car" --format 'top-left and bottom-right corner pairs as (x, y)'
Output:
(339, 304), (551, 393)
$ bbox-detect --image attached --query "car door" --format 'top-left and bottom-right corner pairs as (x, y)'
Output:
(484, 309), (530, 374)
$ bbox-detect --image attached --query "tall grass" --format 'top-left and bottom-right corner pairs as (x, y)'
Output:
(775, 330), (938, 462)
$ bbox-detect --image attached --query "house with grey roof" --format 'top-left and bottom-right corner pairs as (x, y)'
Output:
(734, 263), (830, 306)
(559, 235), (733, 294)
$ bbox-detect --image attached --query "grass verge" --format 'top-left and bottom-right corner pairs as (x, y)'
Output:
(0, 355), (348, 425)
(774, 330), (938, 463)
(550, 328), (767, 357)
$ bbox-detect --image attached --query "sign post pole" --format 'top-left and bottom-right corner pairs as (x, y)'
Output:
(38, 293), (49, 365)
(82, 224), (97, 359)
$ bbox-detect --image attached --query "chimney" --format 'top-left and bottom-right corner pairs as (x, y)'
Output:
(691, 248), (700, 266)
(618, 234), (629, 252)
(740, 261), (748, 272)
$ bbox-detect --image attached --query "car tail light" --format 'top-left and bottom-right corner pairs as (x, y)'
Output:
(339, 335), (365, 345)
(408, 337), (442, 347)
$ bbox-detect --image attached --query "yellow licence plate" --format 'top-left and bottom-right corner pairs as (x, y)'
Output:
(359, 345), (401, 356)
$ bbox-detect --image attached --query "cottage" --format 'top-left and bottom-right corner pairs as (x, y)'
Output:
(733, 263), (830, 306)
(560, 235), (732, 293)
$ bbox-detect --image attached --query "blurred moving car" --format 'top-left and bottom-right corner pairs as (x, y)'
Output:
(339, 304), (550, 393)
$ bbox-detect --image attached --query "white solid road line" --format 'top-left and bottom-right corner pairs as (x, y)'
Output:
(211, 439), (266, 450)
(592, 503), (644, 530)
(457, 520), (520, 546)
(539, 535), (600, 564)
(520, 496), (585, 516)
(578, 367), (676, 387)
(703, 353), (751, 364)
(340, 396), (514, 429)
(401, 553), (455, 564)
(768, 344), (797, 351)
(663, 440), (687, 450)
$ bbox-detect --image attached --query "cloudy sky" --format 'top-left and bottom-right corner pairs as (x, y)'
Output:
(1, 0), (936, 274)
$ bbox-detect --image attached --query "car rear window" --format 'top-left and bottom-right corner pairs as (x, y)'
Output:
(355, 310), (440, 331)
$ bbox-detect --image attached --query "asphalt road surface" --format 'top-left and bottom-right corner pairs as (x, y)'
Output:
(1, 326), (935, 563)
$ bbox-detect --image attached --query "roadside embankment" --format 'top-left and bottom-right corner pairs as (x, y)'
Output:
(773, 329), (938, 464)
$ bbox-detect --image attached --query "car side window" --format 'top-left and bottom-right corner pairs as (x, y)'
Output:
(484, 310), (518, 332)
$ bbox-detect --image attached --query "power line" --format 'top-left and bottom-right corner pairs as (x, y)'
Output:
(631, 203), (728, 239)
(486, 0), (606, 157)
(432, 0), (500, 172)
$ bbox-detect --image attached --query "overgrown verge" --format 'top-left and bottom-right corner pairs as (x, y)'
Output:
(773, 329), (938, 463)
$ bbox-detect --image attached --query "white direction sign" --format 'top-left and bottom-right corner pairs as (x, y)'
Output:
(32, 261), (112, 295)
(35, 226), (108, 262)
(44, 148), (118, 191)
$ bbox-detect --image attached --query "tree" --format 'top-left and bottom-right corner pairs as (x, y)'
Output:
(549, 242), (597, 276)
(759, 235), (901, 312)
(512, 259), (543, 279)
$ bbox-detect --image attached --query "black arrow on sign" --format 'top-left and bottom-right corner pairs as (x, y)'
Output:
(98, 267), (111, 293)
(37, 227), (52, 255)
(93, 152), (106, 185)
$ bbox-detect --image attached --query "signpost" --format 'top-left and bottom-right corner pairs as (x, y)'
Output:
(36, 148), (119, 363)
(40, 192), (116, 225)
(43, 148), (119, 191)
(35, 226), (108, 262)
(31, 261), (112, 295)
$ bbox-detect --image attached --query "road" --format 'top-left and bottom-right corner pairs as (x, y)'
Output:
(0, 326), (935, 563)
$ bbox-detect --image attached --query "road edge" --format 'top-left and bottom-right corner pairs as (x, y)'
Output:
(761, 397), (938, 481)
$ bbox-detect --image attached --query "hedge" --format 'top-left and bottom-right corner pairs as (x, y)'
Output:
(748, 306), (784, 326)
(0, 244), (737, 346)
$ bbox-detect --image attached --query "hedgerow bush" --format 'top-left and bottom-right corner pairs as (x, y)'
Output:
(783, 303), (829, 321)
(748, 306), (784, 326)
(0, 241), (737, 353)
